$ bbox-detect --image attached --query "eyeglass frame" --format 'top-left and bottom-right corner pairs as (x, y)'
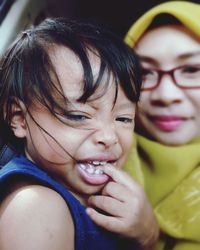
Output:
(141, 64), (200, 91)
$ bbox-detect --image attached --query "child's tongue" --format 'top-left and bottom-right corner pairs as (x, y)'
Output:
(78, 162), (109, 185)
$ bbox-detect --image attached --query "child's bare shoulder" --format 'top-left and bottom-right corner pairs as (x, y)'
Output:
(0, 182), (74, 250)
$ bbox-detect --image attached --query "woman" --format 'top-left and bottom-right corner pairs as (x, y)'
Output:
(124, 1), (200, 250)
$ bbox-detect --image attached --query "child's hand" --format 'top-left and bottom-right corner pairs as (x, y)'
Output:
(86, 165), (159, 249)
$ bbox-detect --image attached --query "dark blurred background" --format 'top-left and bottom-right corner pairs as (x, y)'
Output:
(0, 0), (199, 55)
(46, 0), (200, 38)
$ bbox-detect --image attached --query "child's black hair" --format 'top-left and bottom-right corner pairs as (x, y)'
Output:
(0, 17), (142, 149)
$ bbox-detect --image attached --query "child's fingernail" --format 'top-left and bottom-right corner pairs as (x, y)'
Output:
(86, 207), (92, 215)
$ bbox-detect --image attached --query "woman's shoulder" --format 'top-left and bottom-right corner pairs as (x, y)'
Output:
(0, 182), (74, 250)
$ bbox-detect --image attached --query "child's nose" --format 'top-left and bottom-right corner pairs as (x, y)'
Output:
(93, 123), (118, 148)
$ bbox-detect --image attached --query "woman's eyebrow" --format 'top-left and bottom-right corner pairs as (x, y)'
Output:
(138, 51), (200, 65)
(177, 51), (200, 60)
(137, 55), (159, 66)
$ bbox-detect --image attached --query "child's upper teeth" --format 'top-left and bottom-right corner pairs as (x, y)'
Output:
(100, 161), (107, 165)
(92, 161), (107, 166)
(92, 161), (99, 165)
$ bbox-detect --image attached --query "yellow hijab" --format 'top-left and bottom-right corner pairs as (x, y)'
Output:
(125, 1), (200, 47)
(124, 2), (200, 250)
(125, 135), (200, 250)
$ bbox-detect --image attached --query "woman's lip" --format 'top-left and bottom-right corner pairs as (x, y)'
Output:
(150, 115), (186, 132)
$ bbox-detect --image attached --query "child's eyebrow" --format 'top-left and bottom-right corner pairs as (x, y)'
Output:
(117, 102), (135, 110)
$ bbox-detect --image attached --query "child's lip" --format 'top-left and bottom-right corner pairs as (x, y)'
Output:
(78, 155), (118, 164)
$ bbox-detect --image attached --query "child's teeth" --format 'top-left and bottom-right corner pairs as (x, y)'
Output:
(92, 161), (100, 165)
(95, 169), (103, 175)
(86, 167), (94, 174)
(80, 164), (86, 170)
(100, 161), (107, 165)
(79, 160), (110, 175)
(92, 161), (107, 166)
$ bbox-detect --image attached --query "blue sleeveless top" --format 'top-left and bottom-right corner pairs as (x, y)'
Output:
(0, 155), (128, 250)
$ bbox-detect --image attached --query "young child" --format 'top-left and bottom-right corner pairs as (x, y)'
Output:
(0, 18), (158, 249)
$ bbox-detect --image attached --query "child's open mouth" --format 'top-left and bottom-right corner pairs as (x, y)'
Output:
(77, 160), (115, 185)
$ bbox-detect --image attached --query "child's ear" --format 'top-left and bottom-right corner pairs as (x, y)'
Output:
(10, 100), (27, 138)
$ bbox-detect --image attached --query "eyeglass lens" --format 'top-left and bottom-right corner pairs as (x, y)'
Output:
(141, 65), (200, 90)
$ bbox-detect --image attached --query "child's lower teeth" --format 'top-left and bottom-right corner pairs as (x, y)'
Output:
(94, 169), (103, 175)
(80, 164), (103, 175)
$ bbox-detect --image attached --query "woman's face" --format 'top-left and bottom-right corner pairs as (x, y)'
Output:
(135, 25), (200, 145)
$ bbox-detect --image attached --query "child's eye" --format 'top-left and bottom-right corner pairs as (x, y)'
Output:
(56, 111), (90, 124)
(116, 117), (133, 124)
(65, 113), (90, 121)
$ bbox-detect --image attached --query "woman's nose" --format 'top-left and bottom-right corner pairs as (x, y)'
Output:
(150, 74), (183, 106)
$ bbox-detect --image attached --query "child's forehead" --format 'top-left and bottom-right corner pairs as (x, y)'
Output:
(50, 45), (84, 77)
(48, 45), (114, 100)
(49, 45), (101, 78)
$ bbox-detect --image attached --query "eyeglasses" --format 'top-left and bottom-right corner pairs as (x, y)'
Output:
(141, 64), (200, 91)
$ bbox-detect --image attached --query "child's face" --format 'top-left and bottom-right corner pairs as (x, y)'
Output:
(135, 25), (200, 145)
(14, 46), (136, 202)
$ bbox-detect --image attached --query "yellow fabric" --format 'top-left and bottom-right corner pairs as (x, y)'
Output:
(123, 2), (200, 249)
(124, 1), (200, 47)
(124, 135), (200, 249)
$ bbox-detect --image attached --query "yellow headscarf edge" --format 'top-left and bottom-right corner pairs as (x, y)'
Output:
(124, 1), (200, 47)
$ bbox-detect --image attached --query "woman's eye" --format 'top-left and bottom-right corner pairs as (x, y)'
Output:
(181, 65), (200, 74)
(116, 117), (133, 123)
(142, 68), (154, 77)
